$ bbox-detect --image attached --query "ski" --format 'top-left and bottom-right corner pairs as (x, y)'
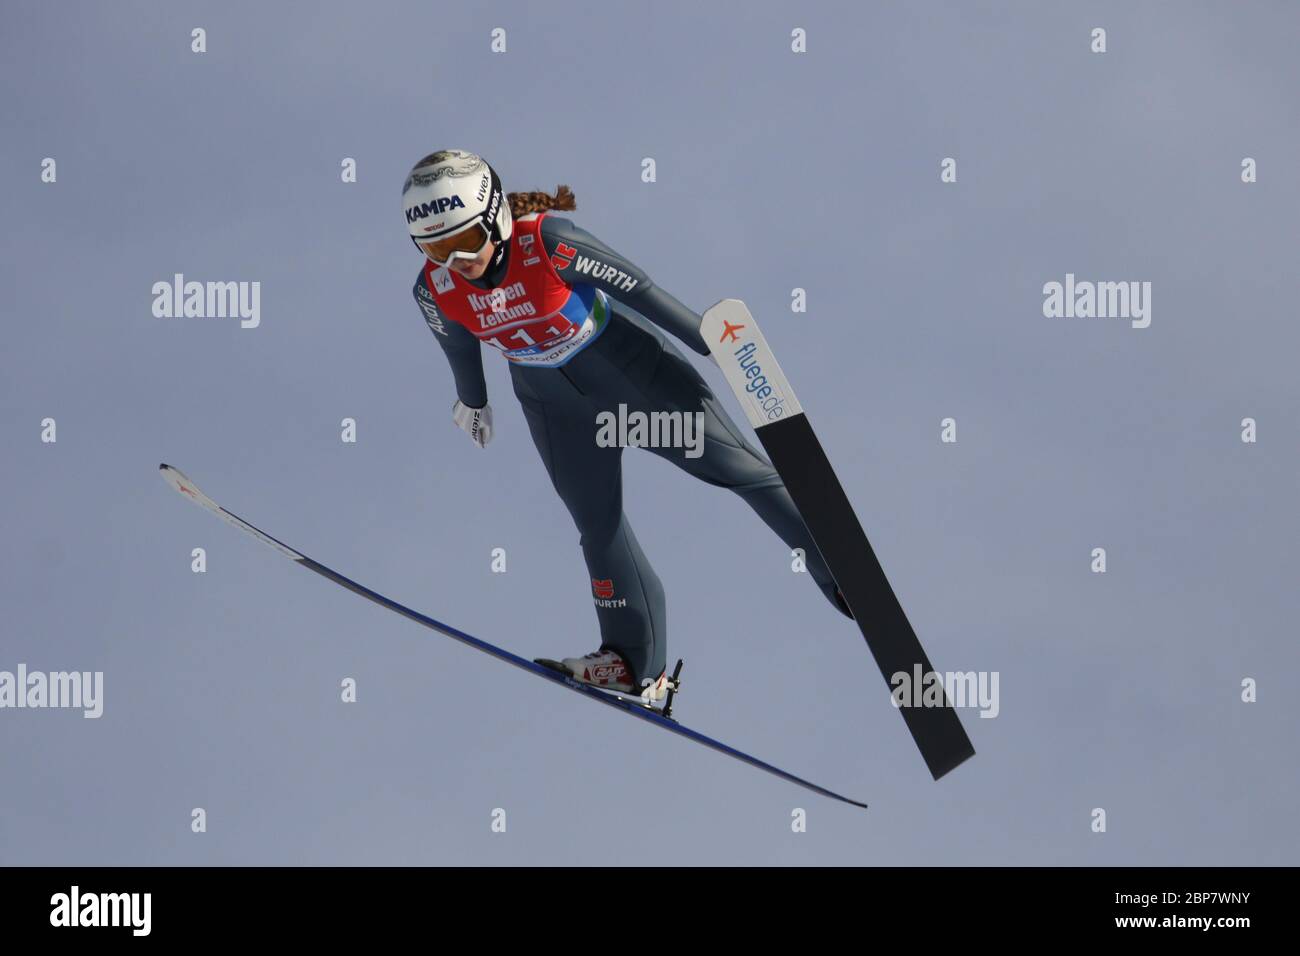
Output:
(159, 463), (867, 809)
(701, 299), (975, 780)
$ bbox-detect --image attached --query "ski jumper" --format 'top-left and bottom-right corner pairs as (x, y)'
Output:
(412, 212), (845, 686)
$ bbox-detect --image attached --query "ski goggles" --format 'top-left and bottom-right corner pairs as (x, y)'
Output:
(413, 219), (491, 265)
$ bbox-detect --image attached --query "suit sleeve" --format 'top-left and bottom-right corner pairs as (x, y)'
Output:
(413, 278), (489, 409)
(538, 216), (710, 356)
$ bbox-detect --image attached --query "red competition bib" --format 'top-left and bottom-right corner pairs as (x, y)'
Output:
(421, 212), (610, 368)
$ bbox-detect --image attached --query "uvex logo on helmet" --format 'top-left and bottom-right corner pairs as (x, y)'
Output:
(405, 195), (467, 225)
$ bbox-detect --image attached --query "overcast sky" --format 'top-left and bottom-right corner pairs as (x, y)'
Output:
(2, 0), (1297, 865)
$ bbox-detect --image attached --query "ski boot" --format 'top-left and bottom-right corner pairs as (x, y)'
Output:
(535, 650), (683, 717)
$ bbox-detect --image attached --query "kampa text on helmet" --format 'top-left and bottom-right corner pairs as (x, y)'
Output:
(405, 195), (467, 225)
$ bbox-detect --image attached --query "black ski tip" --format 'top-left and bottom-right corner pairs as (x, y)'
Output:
(928, 743), (976, 781)
(833, 588), (854, 620)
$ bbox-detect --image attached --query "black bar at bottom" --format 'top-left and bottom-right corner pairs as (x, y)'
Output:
(0, 866), (1278, 940)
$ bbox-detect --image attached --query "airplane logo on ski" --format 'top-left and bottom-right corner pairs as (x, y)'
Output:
(718, 319), (745, 343)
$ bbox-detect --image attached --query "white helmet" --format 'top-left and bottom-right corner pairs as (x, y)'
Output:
(402, 149), (512, 266)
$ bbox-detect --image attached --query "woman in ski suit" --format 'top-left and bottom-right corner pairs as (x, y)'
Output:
(403, 150), (849, 701)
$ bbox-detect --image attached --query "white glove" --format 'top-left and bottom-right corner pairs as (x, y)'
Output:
(452, 400), (493, 448)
